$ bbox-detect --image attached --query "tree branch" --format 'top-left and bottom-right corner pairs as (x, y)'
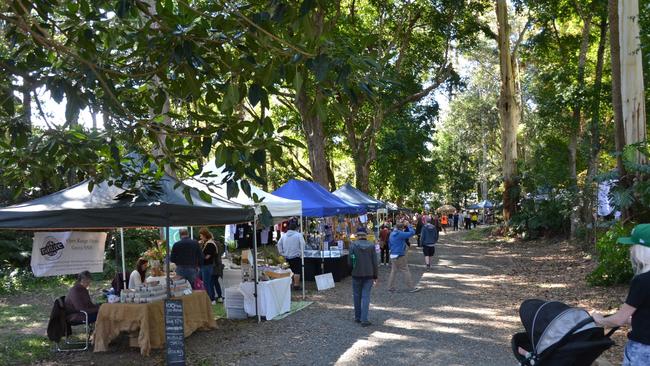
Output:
(512, 15), (532, 58)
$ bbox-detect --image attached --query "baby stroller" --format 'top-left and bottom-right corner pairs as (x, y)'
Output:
(511, 299), (617, 366)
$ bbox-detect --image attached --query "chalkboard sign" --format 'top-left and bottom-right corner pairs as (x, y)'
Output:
(164, 299), (185, 365)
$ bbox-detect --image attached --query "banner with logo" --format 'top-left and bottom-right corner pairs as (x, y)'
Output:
(31, 232), (107, 277)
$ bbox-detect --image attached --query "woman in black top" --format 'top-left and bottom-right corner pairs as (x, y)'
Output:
(198, 227), (217, 303)
(593, 226), (650, 366)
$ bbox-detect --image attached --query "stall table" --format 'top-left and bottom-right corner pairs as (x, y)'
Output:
(239, 276), (291, 320)
(93, 291), (216, 356)
(303, 250), (351, 282)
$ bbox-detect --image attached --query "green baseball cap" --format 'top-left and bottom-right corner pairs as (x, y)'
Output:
(617, 224), (650, 247)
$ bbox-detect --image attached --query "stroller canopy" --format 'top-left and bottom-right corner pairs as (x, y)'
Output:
(520, 299), (597, 355)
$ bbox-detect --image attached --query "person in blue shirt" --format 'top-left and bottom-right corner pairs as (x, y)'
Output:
(386, 221), (420, 293)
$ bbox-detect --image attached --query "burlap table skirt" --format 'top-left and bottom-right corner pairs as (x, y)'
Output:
(93, 291), (217, 356)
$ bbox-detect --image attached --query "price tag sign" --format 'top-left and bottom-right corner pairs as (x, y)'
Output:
(164, 299), (185, 365)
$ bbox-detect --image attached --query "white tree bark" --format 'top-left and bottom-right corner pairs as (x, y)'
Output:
(496, 0), (521, 222)
(619, 0), (647, 160)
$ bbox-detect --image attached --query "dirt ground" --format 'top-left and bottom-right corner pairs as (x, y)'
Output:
(2, 228), (631, 365)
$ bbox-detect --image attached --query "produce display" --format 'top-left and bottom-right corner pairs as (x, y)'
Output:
(119, 278), (192, 303)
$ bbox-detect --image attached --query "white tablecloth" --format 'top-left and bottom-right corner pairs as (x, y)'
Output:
(239, 276), (292, 320)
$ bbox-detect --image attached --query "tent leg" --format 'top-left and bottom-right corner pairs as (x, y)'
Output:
(300, 215), (305, 300)
(190, 226), (194, 239)
(120, 228), (127, 289)
(165, 227), (171, 298)
(253, 217), (260, 323)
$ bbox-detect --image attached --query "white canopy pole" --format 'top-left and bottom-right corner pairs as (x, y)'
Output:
(300, 214), (305, 300)
(120, 228), (127, 288)
(253, 215), (260, 323)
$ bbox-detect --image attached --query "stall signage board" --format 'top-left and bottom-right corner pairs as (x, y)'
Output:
(164, 299), (185, 365)
(31, 232), (107, 277)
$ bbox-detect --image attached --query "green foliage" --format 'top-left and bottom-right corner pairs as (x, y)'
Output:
(0, 231), (33, 268)
(606, 143), (650, 222)
(0, 267), (74, 295)
(370, 105), (438, 204)
(509, 194), (571, 239)
(105, 228), (161, 273)
(587, 222), (635, 286)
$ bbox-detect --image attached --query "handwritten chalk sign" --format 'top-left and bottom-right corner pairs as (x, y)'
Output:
(164, 299), (185, 365)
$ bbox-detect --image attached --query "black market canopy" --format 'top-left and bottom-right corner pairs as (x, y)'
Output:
(332, 183), (386, 211)
(0, 174), (255, 230)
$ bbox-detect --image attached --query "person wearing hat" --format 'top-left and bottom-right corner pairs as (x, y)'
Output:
(593, 224), (650, 365)
(348, 226), (378, 326)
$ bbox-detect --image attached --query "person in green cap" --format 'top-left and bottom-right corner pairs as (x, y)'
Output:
(592, 224), (650, 366)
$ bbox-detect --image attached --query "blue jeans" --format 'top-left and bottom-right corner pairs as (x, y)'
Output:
(200, 265), (214, 301)
(352, 277), (374, 322)
(623, 340), (650, 366)
(176, 265), (197, 286)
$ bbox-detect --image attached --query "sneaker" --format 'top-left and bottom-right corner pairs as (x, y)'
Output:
(354, 319), (361, 323)
(361, 321), (372, 327)
(408, 287), (421, 293)
(388, 288), (396, 293)
(216, 297), (224, 303)
(211, 300), (216, 305)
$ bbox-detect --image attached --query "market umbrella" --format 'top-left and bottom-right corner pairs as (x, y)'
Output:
(436, 204), (457, 214)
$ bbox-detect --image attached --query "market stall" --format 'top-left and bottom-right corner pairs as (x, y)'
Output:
(272, 180), (365, 283)
(467, 200), (494, 224)
(0, 171), (255, 352)
(333, 183), (386, 237)
(332, 183), (385, 212)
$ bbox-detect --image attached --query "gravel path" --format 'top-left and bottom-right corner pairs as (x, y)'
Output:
(48, 229), (524, 366)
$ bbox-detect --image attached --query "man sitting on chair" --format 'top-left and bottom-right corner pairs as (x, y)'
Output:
(65, 270), (101, 323)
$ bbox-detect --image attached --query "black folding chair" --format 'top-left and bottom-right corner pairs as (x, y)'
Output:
(53, 296), (91, 352)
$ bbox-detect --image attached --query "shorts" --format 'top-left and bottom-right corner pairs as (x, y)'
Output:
(423, 245), (436, 257)
(287, 257), (302, 275)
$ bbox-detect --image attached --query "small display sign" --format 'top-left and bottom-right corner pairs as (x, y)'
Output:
(164, 299), (185, 365)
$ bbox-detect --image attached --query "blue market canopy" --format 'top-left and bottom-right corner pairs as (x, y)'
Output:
(332, 183), (385, 211)
(0, 174), (255, 230)
(272, 180), (366, 217)
(467, 200), (495, 210)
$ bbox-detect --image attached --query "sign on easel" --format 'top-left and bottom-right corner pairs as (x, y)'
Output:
(164, 299), (185, 365)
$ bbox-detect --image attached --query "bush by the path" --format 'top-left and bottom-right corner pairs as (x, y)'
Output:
(588, 222), (634, 286)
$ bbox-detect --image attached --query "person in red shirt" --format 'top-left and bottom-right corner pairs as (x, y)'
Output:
(379, 223), (391, 265)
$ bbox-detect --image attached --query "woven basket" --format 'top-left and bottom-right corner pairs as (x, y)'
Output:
(264, 270), (291, 279)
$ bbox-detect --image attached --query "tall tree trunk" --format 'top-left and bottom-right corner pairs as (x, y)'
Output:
(570, 15), (592, 238)
(618, 0), (647, 161)
(584, 18), (608, 246)
(296, 87), (330, 188)
(496, 0), (522, 222)
(480, 114), (488, 202)
(609, 0), (627, 197)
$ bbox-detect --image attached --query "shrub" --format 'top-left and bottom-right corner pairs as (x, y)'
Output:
(509, 194), (571, 239)
(587, 222), (635, 286)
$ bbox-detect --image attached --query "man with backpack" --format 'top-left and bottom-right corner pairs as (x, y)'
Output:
(348, 227), (379, 326)
(419, 217), (439, 270)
